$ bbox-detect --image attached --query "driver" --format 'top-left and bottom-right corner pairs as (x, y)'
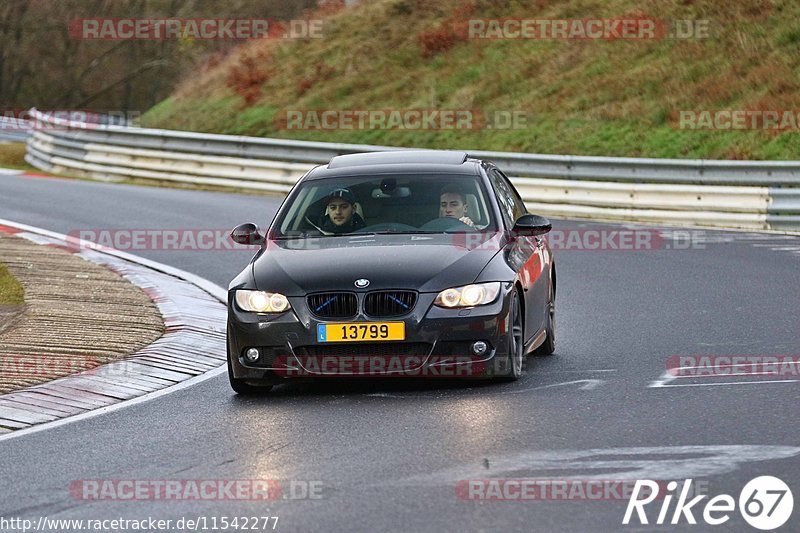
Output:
(313, 188), (366, 234)
(439, 184), (475, 227)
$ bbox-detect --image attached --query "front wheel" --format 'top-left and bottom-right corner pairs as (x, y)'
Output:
(498, 291), (525, 381)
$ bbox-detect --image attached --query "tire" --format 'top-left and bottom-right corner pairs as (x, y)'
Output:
(227, 348), (273, 395)
(499, 291), (525, 381)
(533, 280), (556, 356)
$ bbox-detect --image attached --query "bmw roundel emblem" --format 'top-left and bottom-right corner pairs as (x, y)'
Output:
(354, 278), (370, 288)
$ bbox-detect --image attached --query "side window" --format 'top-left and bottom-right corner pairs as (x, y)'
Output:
(497, 169), (528, 219)
(489, 169), (525, 227)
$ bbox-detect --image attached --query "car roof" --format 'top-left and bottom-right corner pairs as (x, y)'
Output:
(328, 150), (469, 168)
(304, 150), (484, 180)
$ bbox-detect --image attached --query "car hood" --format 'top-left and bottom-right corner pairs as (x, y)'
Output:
(252, 233), (504, 295)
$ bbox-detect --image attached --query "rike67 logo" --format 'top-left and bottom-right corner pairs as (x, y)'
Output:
(623, 476), (793, 530)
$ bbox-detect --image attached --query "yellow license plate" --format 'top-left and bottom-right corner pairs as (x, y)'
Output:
(318, 322), (405, 342)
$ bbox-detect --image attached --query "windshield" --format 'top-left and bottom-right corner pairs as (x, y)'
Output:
(273, 174), (498, 238)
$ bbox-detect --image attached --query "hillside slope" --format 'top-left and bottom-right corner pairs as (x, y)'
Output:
(141, 0), (800, 160)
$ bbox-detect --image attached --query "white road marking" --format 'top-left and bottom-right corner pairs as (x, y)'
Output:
(649, 365), (799, 388)
(365, 378), (605, 399)
(667, 360), (800, 380)
(650, 370), (676, 388)
(392, 445), (800, 485)
(752, 245), (800, 251)
(654, 379), (797, 388)
(535, 369), (617, 373)
(501, 379), (603, 394)
(681, 371), (794, 378)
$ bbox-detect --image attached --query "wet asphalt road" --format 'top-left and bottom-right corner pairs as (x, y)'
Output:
(0, 173), (798, 532)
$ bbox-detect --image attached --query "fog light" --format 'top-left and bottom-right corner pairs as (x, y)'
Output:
(245, 348), (260, 362)
(471, 341), (488, 356)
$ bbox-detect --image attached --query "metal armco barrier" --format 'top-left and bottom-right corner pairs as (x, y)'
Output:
(0, 116), (30, 142)
(23, 108), (800, 231)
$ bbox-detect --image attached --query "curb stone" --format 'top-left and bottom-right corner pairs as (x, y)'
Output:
(0, 221), (227, 431)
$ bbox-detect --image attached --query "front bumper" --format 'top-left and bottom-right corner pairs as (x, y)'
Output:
(227, 286), (514, 381)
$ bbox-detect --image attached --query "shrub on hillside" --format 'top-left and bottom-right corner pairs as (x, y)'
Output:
(419, 26), (463, 58)
(226, 47), (274, 106)
(417, 3), (475, 58)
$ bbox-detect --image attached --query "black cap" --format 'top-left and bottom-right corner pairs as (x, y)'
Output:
(325, 188), (356, 205)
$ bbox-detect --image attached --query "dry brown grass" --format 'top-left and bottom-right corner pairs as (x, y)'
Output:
(0, 143), (33, 170)
(0, 263), (24, 306)
(142, 0), (800, 159)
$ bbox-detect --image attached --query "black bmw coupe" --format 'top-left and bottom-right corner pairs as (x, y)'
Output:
(227, 150), (555, 393)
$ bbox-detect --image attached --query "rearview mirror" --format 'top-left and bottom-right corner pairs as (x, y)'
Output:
(230, 223), (264, 245)
(512, 214), (552, 236)
(371, 186), (411, 198)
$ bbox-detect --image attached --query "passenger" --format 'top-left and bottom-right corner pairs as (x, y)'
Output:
(317, 188), (366, 234)
(439, 184), (475, 227)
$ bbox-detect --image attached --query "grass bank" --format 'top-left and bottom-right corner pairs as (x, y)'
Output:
(141, 0), (799, 160)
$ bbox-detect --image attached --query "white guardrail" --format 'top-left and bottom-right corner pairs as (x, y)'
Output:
(21, 108), (800, 231)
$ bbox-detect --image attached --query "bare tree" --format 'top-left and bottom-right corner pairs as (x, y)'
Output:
(0, 0), (318, 113)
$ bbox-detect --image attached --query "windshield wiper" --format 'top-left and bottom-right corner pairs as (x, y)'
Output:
(275, 232), (377, 239)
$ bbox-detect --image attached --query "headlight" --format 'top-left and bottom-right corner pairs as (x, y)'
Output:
(434, 282), (501, 308)
(235, 290), (291, 313)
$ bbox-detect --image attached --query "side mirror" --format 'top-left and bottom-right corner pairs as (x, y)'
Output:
(230, 223), (264, 245)
(512, 214), (552, 236)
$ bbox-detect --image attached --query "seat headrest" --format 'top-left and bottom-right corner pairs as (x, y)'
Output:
(465, 193), (484, 226)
